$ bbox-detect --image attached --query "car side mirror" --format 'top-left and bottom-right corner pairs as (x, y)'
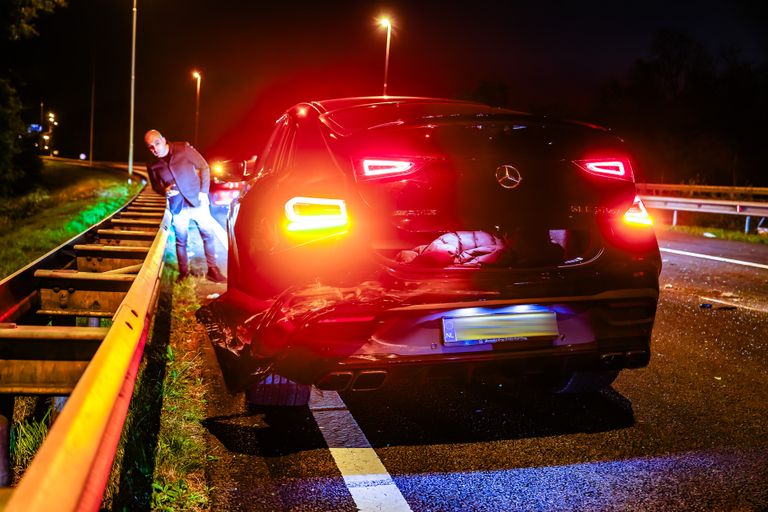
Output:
(242, 155), (258, 179)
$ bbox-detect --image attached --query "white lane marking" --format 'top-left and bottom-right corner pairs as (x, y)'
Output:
(309, 388), (413, 512)
(699, 296), (768, 314)
(660, 248), (768, 270)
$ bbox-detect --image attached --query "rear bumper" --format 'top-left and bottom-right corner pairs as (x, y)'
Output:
(240, 286), (658, 390)
(313, 340), (651, 391)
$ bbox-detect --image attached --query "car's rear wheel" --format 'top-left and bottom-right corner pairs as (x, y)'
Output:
(556, 370), (619, 394)
(245, 373), (311, 407)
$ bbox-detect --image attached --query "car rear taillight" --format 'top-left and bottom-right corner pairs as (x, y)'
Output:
(603, 194), (657, 252)
(363, 159), (414, 176)
(284, 196), (349, 232)
(573, 158), (634, 182)
(354, 158), (421, 180)
(622, 195), (653, 226)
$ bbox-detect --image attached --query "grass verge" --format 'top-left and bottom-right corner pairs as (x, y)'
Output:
(102, 264), (210, 511)
(0, 161), (141, 279)
(151, 277), (210, 511)
(663, 224), (768, 245)
(9, 404), (50, 485)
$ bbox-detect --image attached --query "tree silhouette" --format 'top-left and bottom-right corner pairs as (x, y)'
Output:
(594, 29), (767, 186)
(0, 0), (66, 196)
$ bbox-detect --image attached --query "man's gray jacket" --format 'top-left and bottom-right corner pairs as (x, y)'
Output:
(146, 142), (210, 214)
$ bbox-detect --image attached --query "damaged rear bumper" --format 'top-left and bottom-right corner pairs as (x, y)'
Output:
(199, 283), (658, 393)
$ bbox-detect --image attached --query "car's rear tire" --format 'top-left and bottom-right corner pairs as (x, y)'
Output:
(245, 373), (312, 407)
(556, 370), (619, 394)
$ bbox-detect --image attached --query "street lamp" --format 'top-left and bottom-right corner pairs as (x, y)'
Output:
(128, 0), (137, 180)
(44, 112), (56, 155)
(378, 17), (392, 97)
(192, 70), (201, 147)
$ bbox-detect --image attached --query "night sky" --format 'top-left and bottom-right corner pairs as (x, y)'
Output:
(8, 0), (766, 163)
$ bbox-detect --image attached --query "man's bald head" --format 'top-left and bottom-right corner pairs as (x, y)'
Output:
(145, 129), (169, 158)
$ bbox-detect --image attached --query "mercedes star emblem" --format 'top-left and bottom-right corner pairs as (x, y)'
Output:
(495, 164), (523, 189)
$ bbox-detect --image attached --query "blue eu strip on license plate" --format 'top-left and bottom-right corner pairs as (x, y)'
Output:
(442, 311), (558, 346)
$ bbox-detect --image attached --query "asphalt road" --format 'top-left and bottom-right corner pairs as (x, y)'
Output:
(197, 227), (768, 511)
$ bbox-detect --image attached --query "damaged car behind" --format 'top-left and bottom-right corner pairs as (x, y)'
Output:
(202, 96), (661, 407)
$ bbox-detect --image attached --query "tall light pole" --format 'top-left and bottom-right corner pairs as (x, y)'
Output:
(192, 70), (201, 147)
(89, 61), (95, 167)
(127, 0), (137, 180)
(379, 17), (392, 97)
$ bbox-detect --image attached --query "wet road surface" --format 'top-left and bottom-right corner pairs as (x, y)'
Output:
(194, 228), (768, 511)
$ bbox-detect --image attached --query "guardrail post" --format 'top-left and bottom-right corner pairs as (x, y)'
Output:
(0, 395), (12, 487)
(0, 416), (8, 487)
(51, 397), (67, 424)
(672, 210), (678, 226)
(745, 216), (750, 234)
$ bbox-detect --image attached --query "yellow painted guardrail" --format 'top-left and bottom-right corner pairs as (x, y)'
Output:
(0, 210), (171, 511)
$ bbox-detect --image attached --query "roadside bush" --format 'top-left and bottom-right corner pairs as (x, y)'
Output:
(0, 187), (50, 221)
(0, 78), (43, 197)
(0, 78), (25, 196)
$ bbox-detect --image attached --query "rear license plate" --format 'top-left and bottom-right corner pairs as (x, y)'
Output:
(442, 311), (558, 346)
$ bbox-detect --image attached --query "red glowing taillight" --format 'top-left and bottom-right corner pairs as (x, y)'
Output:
(622, 195), (653, 226)
(356, 158), (417, 180)
(284, 196), (349, 232)
(573, 158), (634, 182)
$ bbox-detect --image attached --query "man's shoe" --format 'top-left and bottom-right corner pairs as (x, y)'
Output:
(176, 271), (190, 283)
(206, 266), (227, 283)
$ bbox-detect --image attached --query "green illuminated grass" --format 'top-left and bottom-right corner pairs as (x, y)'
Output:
(9, 406), (50, 483)
(0, 161), (141, 279)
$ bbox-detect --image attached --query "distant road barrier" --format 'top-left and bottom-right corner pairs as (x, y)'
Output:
(636, 183), (768, 199)
(637, 183), (768, 233)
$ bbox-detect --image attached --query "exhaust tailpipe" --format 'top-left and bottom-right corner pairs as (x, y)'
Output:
(316, 371), (353, 391)
(351, 370), (387, 391)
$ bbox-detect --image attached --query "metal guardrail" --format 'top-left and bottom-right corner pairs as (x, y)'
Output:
(0, 161), (170, 510)
(640, 196), (768, 217)
(4, 213), (169, 511)
(637, 183), (768, 233)
(636, 183), (768, 198)
(3, 212), (169, 511)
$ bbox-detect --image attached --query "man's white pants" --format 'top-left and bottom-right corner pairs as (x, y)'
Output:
(172, 203), (220, 276)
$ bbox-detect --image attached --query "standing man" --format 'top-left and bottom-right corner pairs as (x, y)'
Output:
(144, 129), (226, 283)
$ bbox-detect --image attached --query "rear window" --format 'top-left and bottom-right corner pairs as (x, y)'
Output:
(323, 102), (510, 135)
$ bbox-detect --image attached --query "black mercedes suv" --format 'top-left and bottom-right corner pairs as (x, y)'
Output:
(208, 97), (660, 406)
